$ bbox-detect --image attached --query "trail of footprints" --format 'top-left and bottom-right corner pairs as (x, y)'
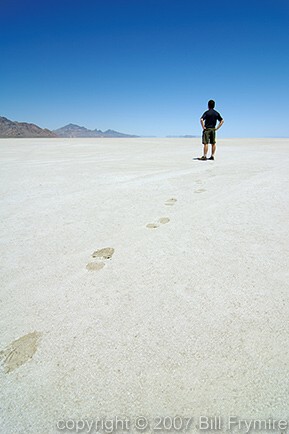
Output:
(146, 197), (177, 229)
(146, 217), (170, 229)
(85, 198), (177, 275)
(0, 186), (206, 373)
(86, 186), (205, 271)
(195, 179), (206, 193)
(86, 198), (178, 272)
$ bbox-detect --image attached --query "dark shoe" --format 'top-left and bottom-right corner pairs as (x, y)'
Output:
(198, 156), (207, 161)
(208, 156), (215, 160)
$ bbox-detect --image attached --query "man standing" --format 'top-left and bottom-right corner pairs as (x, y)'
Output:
(199, 100), (224, 160)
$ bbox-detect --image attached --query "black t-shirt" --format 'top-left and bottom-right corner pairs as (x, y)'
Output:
(201, 109), (223, 128)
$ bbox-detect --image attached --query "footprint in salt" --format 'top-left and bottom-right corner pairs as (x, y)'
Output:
(146, 217), (170, 229)
(0, 331), (42, 373)
(165, 198), (177, 206)
(86, 247), (115, 271)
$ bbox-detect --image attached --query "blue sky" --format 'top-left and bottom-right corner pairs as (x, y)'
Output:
(0, 0), (288, 137)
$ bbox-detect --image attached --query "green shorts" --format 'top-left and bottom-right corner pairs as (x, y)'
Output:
(202, 128), (216, 144)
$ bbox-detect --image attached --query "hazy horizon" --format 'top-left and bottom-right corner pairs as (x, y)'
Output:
(1, 115), (288, 139)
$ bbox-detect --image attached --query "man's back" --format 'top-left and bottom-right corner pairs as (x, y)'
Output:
(201, 108), (223, 128)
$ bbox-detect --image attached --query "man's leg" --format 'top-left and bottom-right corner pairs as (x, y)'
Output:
(208, 129), (216, 159)
(201, 130), (208, 159)
(203, 143), (208, 157)
(211, 143), (216, 156)
(207, 143), (216, 160)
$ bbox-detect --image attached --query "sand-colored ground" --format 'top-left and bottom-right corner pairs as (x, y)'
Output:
(1, 138), (289, 433)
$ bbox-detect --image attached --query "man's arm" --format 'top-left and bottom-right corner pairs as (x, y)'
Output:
(200, 118), (206, 130)
(215, 119), (224, 131)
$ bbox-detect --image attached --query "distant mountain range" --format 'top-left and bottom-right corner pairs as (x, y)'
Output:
(53, 123), (138, 138)
(0, 116), (57, 138)
(0, 116), (138, 138)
